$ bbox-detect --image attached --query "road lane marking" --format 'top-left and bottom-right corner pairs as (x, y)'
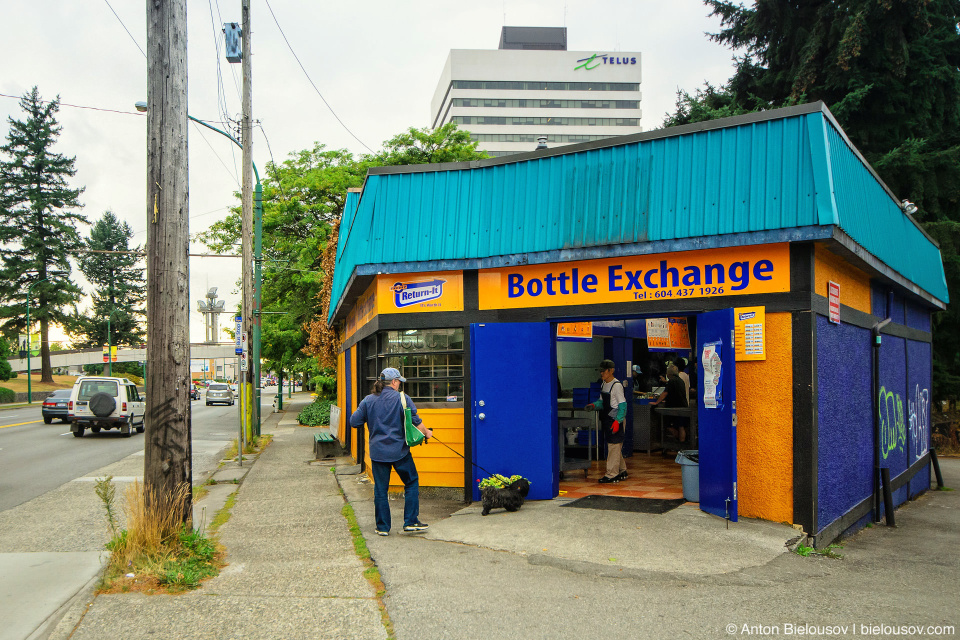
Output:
(0, 420), (42, 429)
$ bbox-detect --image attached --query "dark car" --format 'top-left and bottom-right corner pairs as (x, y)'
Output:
(42, 388), (73, 424)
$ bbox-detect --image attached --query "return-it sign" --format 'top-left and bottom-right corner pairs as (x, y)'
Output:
(376, 271), (463, 314)
(477, 244), (789, 310)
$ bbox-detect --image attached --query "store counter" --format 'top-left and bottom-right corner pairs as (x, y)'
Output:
(654, 406), (697, 452)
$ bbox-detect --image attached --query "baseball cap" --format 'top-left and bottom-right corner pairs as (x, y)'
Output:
(599, 359), (616, 371)
(380, 367), (406, 382)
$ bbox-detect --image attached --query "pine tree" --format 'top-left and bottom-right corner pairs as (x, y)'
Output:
(666, 0), (960, 402)
(69, 210), (146, 352)
(0, 87), (85, 383)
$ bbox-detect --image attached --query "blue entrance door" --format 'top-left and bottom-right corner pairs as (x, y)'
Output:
(470, 323), (557, 501)
(696, 309), (738, 522)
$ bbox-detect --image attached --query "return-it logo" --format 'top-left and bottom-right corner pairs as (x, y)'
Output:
(575, 53), (637, 70)
(392, 279), (446, 308)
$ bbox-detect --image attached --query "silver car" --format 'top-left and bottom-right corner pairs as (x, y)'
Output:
(206, 383), (235, 406)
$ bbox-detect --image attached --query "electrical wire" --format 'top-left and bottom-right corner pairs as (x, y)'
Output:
(103, 0), (146, 59)
(256, 122), (288, 201)
(0, 92), (141, 116)
(262, 0), (374, 153)
(191, 121), (242, 188)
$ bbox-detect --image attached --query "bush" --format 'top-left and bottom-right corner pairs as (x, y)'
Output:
(298, 398), (333, 426)
(0, 359), (12, 382)
(0, 387), (15, 404)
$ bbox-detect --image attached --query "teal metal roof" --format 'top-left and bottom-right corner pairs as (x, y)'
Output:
(330, 103), (947, 322)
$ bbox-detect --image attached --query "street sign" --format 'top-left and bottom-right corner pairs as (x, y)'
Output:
(240, 351), (248, 371)
(241, 331), (248, 355)
(235, 316), (242, 354)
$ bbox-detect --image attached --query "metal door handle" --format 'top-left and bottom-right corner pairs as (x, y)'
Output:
(478, 413), (486, 420)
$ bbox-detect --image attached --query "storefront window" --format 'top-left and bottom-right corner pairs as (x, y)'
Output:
(364, 329), (464, 403)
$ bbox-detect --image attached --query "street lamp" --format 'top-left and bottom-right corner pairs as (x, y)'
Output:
(136, 102), (264, 436)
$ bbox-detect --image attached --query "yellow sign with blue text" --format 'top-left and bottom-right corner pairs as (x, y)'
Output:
(478, 244), (790, 310)
(377, 272), (463, 315)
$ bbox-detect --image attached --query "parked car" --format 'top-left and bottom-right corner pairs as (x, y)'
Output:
(68, 376), (145, 438)
(189, 384), (201, 400)
(206, 383), (235, 406)
(41, 388), (73, 424)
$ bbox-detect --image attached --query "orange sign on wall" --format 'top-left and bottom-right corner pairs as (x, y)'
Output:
(376, 271), (463, 315)
(478, 244), (790, 310)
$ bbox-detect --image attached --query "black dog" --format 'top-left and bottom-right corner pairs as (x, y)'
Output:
(480, 478), (531, 516)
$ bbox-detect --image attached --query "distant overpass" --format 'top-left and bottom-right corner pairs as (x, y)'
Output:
(7, 344), (240, 372)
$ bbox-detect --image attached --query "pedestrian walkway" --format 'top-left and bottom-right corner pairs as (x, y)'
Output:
(51, 394), (386, 640)
(37, 393), (957, 640)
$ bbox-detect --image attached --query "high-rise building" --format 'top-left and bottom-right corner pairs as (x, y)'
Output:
(431, 27), (642, 157)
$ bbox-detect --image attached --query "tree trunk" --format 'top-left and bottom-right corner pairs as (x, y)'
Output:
(39, 316), (53, 383)
(144, 0), (192, 526)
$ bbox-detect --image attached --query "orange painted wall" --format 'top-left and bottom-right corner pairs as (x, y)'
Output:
(814, 244), (871, 313)
(735, 312), (794, 523)
(360, 408), (466, 488)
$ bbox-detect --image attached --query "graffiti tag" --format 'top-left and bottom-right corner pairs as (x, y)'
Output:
(878, 386), (906, 460)
(908, 384), (930, 460)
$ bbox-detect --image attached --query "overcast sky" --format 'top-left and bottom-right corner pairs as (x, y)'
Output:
(0, 0), (736, 346)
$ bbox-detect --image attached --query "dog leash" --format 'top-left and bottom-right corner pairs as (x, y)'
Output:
(424, 433), (512, 483)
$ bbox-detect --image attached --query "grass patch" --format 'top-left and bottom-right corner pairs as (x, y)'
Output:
(795, 543), (844, 559)
(96, 477), (224, 594)
(210, 492), (238, 532)
(192, 485), (210, 502)
(339, 494), (394, 638)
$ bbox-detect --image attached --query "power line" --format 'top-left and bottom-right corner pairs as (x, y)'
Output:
(0, 92), (141, 116)
(102, 0), (147, 59)
(262, 0), (374, 153)
(191, 120), (242, 188)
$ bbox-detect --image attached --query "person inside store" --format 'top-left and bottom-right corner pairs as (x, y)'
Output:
(674, 357), (691, 404)
(587, 359), (628, 483)
(349, 367), (432, 536)
(651, 363), (689, 443)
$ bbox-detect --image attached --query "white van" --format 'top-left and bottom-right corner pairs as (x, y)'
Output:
(68, 376), (145, 438)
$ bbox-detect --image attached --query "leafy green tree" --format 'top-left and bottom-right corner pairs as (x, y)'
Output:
(0, 87), (85, 383)
(666, 0), (960, 402)
(198, 123), (487, 383)
(67, 211), (146, 349)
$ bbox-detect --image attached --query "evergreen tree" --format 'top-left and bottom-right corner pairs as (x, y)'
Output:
(665, 0), (960, 402)
(68, 210), (146, 350)
(0, 87), (85, 383)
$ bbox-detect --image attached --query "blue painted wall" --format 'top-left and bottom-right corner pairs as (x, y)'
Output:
(907, 340), (932, 498)
(905, 300), (932, 333)
(817, 317), (873, 529)
(816, 315), (932, 535)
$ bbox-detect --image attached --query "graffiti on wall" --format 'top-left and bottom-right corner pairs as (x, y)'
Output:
(909, 384), (930, 460)
(878, 386), (906, 460)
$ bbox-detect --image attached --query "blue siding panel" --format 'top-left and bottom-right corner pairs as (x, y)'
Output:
(331, 107), (947, 320)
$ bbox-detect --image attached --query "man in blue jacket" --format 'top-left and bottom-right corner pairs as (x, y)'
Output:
(350, 368), (432, 536)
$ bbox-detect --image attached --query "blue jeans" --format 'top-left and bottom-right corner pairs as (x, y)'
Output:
(371, 452), (420, 532)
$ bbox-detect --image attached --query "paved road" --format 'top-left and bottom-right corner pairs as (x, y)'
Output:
(0, 390), (275, 512)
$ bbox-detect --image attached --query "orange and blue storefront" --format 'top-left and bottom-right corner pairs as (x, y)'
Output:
(328, 103), (947, 546)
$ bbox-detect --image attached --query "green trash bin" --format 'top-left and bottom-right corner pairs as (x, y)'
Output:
(675, 450), (699, 502)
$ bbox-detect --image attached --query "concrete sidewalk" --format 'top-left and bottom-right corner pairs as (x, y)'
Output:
(38, 395), (957, 640)
(51, 394), (385, 640)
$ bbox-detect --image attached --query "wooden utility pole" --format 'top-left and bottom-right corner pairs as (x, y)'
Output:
(240, 0), (254, 441)
(144, 0), (192, 524)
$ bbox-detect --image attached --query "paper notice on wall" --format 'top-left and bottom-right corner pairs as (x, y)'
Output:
(646, 317), (691, 350)
(701, 341), (722, 409)
(734, 306), (766, 361)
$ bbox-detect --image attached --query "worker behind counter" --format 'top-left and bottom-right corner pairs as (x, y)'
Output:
(651, 363), (689, 443)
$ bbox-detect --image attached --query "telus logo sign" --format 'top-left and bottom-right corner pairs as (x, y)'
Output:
(575, 53), (637, 70)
